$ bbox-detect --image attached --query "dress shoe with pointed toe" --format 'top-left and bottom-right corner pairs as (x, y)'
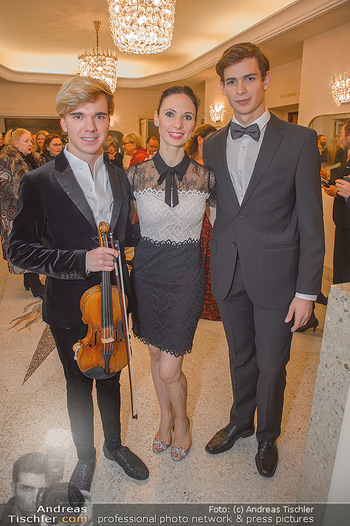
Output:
(205, 423), (255, 454)
(296, 312), (318, 333)
(255, 441), (278, 478)
(69, 457), (96, 492)
(103, 443), (149, 480)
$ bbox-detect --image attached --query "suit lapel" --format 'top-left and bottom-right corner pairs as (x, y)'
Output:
(107, 163), (122, 231)
(53, 152), (123, 233)
(218, 123), (240, 208)
(53, 153), (96, 230)
(241, 113), (283, 208)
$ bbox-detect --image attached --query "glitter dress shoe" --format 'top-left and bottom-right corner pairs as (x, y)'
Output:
(103, 443), (149, 480)
(205, 423), (255, 454)
(152, 432), (172, 454)
(171, 443), (191, 461)
(255, 440), (278, 478)
(69, 457), (96, 492)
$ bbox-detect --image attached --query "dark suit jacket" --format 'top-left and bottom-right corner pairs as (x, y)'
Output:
(203, 113), (325, 309)
(8, 151), (138, 328)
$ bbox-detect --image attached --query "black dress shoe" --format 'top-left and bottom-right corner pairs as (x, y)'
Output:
(103, 444), (149, 480)
(69, 457), (96, 492)
(255, 441), (278, 478)
(205, 423), (255, 454)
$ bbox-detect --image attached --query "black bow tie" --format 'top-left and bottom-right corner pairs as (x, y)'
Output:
(157, 169), (183, 207)
(230, 122), (260, 142)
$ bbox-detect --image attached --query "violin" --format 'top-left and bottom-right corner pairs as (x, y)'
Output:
(73, 222), (129, 380)
(73, 222), (138, 417)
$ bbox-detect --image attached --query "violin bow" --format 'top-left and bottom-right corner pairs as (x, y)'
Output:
(109, 231), (138, 419)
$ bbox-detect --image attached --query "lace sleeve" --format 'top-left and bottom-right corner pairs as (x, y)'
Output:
(208, 167), (216, 207)
(126, 165), (137, 200)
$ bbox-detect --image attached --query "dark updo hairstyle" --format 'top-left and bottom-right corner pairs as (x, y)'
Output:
(185, 124), (217, 158)
(157, 85), (200, 117)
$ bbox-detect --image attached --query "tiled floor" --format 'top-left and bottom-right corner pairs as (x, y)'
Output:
(0, 257), (330, 504)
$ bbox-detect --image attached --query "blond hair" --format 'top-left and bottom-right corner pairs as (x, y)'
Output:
(12, 128), (32, 144)
(33, 130), (49, 153)
(122, 132), (144, 150)
(56, 76), (114, 117)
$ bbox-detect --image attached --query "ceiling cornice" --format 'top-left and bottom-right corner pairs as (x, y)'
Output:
(0, 0), (348, 88)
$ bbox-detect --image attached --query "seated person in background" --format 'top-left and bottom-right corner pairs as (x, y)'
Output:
(0, 453), (50, 525)
(104, 140), (123, 169)
(146, 136), (159, 156)
(41, 134), (62, 164)
(122, 133), (149, 167)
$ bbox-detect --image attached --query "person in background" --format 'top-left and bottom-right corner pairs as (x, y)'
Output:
(128, 86), (215, 461)
(0, 453), (50, 525)
(104, 141), (123, 169)
(146, 136), (159, 156)
(3, 129), (14, 146)
(318, 134), (328, 164)
(323, 121), (350, 284)
(122, 133), (149, 167)
(186, 123), (220, 321)
(327, 134), (346, 166)
(33, 130), (49, 158)
(41, 134), (62, 164)
(0, 132), (4, 151)
(0, 128), (44, 298)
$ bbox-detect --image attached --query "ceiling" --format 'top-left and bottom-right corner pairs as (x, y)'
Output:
(0, 0), (349, 88)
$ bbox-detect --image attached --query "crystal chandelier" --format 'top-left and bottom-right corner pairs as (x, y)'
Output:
(331, 73), (350, 105)
(78, 21), (118, 93)
(209, 104), (224, 123)
(107, 0), (176, 55)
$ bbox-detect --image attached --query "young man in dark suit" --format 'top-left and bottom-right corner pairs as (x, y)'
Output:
(8, 76), (148, 491)
(203, 42), (324, 477)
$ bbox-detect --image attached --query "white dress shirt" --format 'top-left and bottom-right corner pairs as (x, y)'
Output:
(227, 110), (270, 205)
(64, 147), (113, 226)
(226, 110), (316, 302)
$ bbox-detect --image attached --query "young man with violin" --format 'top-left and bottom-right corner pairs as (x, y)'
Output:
(8, 76), (149, 492)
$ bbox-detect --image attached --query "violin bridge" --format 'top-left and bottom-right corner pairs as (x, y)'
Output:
(101, 336), (115, 344)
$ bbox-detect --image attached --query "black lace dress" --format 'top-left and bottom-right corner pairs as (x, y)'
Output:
(127, 152), (215, 356)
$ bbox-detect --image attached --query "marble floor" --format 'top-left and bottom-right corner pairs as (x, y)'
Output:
(0, 256), (330, 505)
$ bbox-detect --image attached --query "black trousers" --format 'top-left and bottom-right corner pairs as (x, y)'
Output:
(333, 227), (350, 285)
(50, 326), (122, 460)
(216, 262), (293, 443)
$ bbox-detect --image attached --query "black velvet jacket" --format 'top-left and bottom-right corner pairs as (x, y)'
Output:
(8, 150), (138, 328)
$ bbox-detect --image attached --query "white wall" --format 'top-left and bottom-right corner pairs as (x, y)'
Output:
(299, 22), (350, 273)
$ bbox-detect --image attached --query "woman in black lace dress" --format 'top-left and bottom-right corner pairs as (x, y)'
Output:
(127, 86), (215, 461)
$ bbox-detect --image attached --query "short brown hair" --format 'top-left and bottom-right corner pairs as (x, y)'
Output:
(343, 120), (350, 138)
(12, 453), (50, 484)
(216, 42), (270, 83)
(56, 76), (114, 117)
